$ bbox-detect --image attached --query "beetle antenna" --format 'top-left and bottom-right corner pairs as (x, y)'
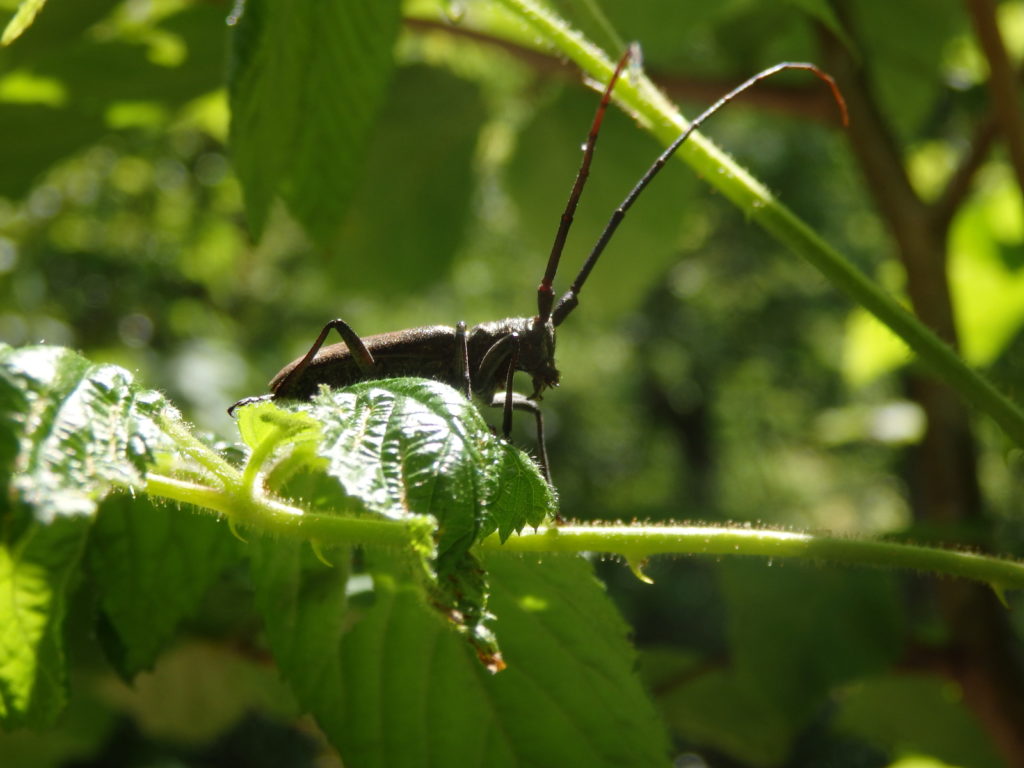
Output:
(536, 45), (635, 325)
(551, 62), (848, 326)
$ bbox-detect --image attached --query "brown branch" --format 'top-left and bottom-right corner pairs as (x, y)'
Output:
(933, 110), (999, 233)
(405, 17), (845, 125)
(405, 17), (570, 77)
(934, 56), (1024, 232)
(816, 28), (960, 341)
(964, 0), (1024, 199)
(819, 7), (1024, 765)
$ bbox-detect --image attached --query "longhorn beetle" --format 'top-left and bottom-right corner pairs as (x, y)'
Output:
(230, 48), (847, 483)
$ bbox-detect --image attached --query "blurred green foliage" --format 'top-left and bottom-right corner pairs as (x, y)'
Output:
(2, 0), (1024, 765)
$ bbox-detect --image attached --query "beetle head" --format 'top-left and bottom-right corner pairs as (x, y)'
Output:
(524, 315), (559, 399)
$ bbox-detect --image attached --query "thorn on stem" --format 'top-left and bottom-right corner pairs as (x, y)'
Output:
(626, 554), (654, 584)
(311, 539), (333, 567)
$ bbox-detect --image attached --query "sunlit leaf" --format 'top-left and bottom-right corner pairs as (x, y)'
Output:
(302, 380), (553, 546)
(0, 515), (88, 726)
(0, 344), (173, 726)
(949, 179), (1024, 367)
(842, 304), (912, 387)
(0, 344), (171, 522)
(237, 399), (321, 448)
(237, 380), (556, 666)
(844, 175), (1024, 387)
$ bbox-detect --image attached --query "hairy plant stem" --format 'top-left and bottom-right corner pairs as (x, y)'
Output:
(143, 467), (1024, 592)
(148, 412), (438, 550)
(145, 473), (435, 548)
(487, 524), (1024, 593)
(493, 0), (1024, 447)
(158, 413), (244, 490)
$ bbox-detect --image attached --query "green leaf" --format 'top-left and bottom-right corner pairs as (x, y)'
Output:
(0, 343), (174, 725)
(236, 380), (556, 549)
(301, 380), (553, 548)
(238, 380), (556, 666)
(657, 667), (796, 767)
(481, 553), (672, 765)
(330, 66), (486, 295)
(661, 562), (905, 763)
(88, 495), (239, 677)
(853, 0), (961, 142)
(302, 378), (554, 662)
(228, 0), (402, 243)
(783, 0), (852, 47)
(948, 179), (1024, 367)
(844, 171), (1024, 387)
(0, 344), (171, 522)
(835, 674), (1005, 768)
(237, 399), (322, 450)
(719, 562), (904, 714)
(253, 549), (670, 767)
(485, 442), (556, 542)
(247, 538), (349, 718)
(1, 0), (49, 46)
(0, 515), (89, 727)
(237, 400), (325, 489)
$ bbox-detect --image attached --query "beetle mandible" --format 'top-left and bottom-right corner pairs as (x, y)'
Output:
(230, 47), (847, 483)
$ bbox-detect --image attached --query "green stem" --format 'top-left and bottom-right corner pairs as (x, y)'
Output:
(145, 400), (1023, 592)
(481, 523), (1024, 591)
(242, 423), (285, 492)
(159, 411), (244, 489)
(494, 0), (1024, 447)
(143, 466), (1024, 590)
(145, 473), (434, 548)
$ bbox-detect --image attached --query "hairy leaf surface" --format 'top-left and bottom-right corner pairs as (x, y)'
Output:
(89, 496), (239, 677)
(239, 380), (556, 667)
(0, 344), (173, 726)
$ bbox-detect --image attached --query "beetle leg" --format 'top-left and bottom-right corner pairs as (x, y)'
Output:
(461, 330), (555, 484)
(455, 321), (471, 399)
(227, 393), (273, 417)
(479, 333), (548, 477)
(488, 390), (551, 486)
(501, 332), (521, 438)
(274, 318), (377, 398)
(477, 333), (517, 393)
